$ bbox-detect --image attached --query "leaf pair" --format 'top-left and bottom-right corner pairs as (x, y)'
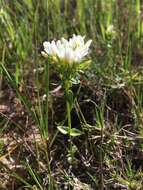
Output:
(57, 126), (83, 137)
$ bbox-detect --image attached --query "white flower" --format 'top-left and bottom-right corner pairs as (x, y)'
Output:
(42, 34), (92, 64)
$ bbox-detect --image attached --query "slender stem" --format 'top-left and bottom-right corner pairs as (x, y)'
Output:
(66, 100), (73, 160)
(66, 100), (72, 133)
(65, 82), (73, 163)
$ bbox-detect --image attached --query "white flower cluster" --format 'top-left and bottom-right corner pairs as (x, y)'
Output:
(42, 34), (92, 64)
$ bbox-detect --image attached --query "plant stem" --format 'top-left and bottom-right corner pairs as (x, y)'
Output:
(66, 99), (73, 163)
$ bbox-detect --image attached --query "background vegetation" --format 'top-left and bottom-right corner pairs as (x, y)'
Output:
(0, 0), (143, 189)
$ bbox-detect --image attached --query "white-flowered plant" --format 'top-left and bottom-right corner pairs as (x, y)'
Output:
(42, 34), (92, 64)
(42, 35), (92, 163)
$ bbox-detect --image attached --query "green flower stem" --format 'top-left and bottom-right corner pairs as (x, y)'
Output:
(66, 100), (72, 134)
(64, 81), (74, 163)
(66, 99), (73, 158)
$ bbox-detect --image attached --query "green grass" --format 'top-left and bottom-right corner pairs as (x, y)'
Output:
(0, 0), (143, 189)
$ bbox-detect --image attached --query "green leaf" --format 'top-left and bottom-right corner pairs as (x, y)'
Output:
(57, 126), (68, 135)
(79, 60), (91, 70)
(70, 128), (83, 137)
